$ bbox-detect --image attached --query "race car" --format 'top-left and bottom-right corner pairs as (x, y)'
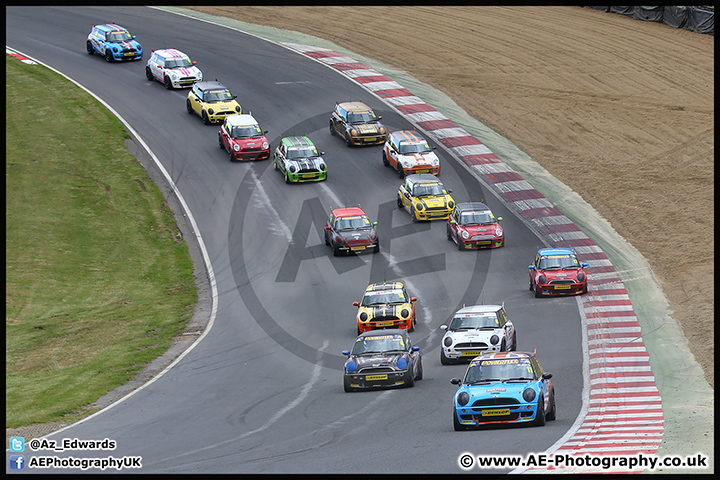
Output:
(145, 48), (202, 89)
(528, 247), (589, 298)
(353, 282), (417, 334)
(447, 202), (504, 250)
(329, 101), (387, 147)
(186, 81), (241, 124)
(450, 350), (556, 430)
(397, 174), (454, 222)
(439, 304), (516, 365)
(274, 136), (327, 183)
(342, 329), (422, 392)
(218, 113), (270, 161)
(324, 206), (378, 255)
(86, 23), (142, 62)
(383, 130), (440, 177)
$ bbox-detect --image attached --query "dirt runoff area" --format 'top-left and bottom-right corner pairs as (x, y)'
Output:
(186, 7), (714, 386)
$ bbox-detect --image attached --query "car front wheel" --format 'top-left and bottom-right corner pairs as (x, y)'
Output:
(105, 50), (113, 62)
(164, 76), (172, 89)
(86, 41), (94, 55)
(146, 67), (154, 81)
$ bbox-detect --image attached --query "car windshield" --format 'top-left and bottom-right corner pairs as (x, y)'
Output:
(204, 89), (233, 103)
(106, 32), (132, 43)
(334, 215), (371, 231)
(458, 211), (494, 226)
(347, 111), (378, 124)
(230, 125), (263, 139)
(352, 335), (406, 355)
(412, 183), (444, 197)
(398, 142), (431, 155)
(361, 289), (407, 306)
(165, 58), (193, 69)
(464, 359), (535, 383)
(287, 146), (319, 159)
(538, 254), (580, 270)
(449, 314), (499, 330)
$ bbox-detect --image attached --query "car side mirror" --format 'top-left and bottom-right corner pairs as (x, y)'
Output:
(342, 350), (350, 356)
(439, 325), (448, 330)
(582, 263), (589, 268)
(411, 346), (420, 352)
(410, 297), (417, 302)
(450, 220), (457, 225)
(325, 225), (332, 231)
(352, 301), (360, 307)
(192, 61), (197, 65)
(372, 222), (378, 226)
(263, 130), (268, 134)
(529, 265), (535, 270)
(377, 115), (382, 120)
(450, 378), (462, 385)
(542, 372), (553, 380)
(497, 217), (503, 221)
(447, 189), (452, 193)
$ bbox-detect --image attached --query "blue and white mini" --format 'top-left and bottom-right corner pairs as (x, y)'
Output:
(86, 23), (142, 62)
(450, 351), (556, 430)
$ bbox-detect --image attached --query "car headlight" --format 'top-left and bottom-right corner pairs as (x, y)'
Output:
(496, 227), (503, 236)
(262, 142), (269, 150)
(319, 163), (327, 171)
(335, 235), (344, 245)
(490, 335), (499, 345)
(369, 232), (377, 241)
(461, 230), (469, 239)
(235, 105), (241, 112)
(448, 200), (455, 208)
(113, 46), (119, 53)
(233, 144), (240, 152)
(379, 127), (386, 134)
(397, 357), (408, 370)
(400, 308), (409, 318)
(457, 391), (470, 406)
(416, 203), (424, 211)
(443, 336), (453, 347)
(577, 272), (586, 282)
(538, 275), (547, 284)
(359, 312), (368, 321)
(523, 388), (536, 402)
(346, 361), (357, 373)
(289, 165), (296, 173)
(350, 129), (358, 137)
(402, 161), (411, 168)
(208, 108), (214, 115)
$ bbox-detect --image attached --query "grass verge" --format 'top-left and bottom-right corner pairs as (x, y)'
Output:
(5, 56), (197, 429)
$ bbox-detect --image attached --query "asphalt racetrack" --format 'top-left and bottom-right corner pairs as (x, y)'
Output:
(6, 6), (586, 473)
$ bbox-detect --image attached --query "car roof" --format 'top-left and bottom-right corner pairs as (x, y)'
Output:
(538, 247), (576, 256)
(332, 206), (366, 217)
(225, 113), (259, 127)
(95, 23), (128, 32)
(456, 202), (491, 213)
(406, 173), (442, 184)
(337, 101), (372, 112)
(356, 328), (408, 339)
(154, 48), (189, 59)
(282, 136), (315, 148)
(366, 281), (405, 292)
(194, 81), (228, 91)
(390, 130), (425, 142)
(454, 304), (503, 315)
(476, 351), (535, 361)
